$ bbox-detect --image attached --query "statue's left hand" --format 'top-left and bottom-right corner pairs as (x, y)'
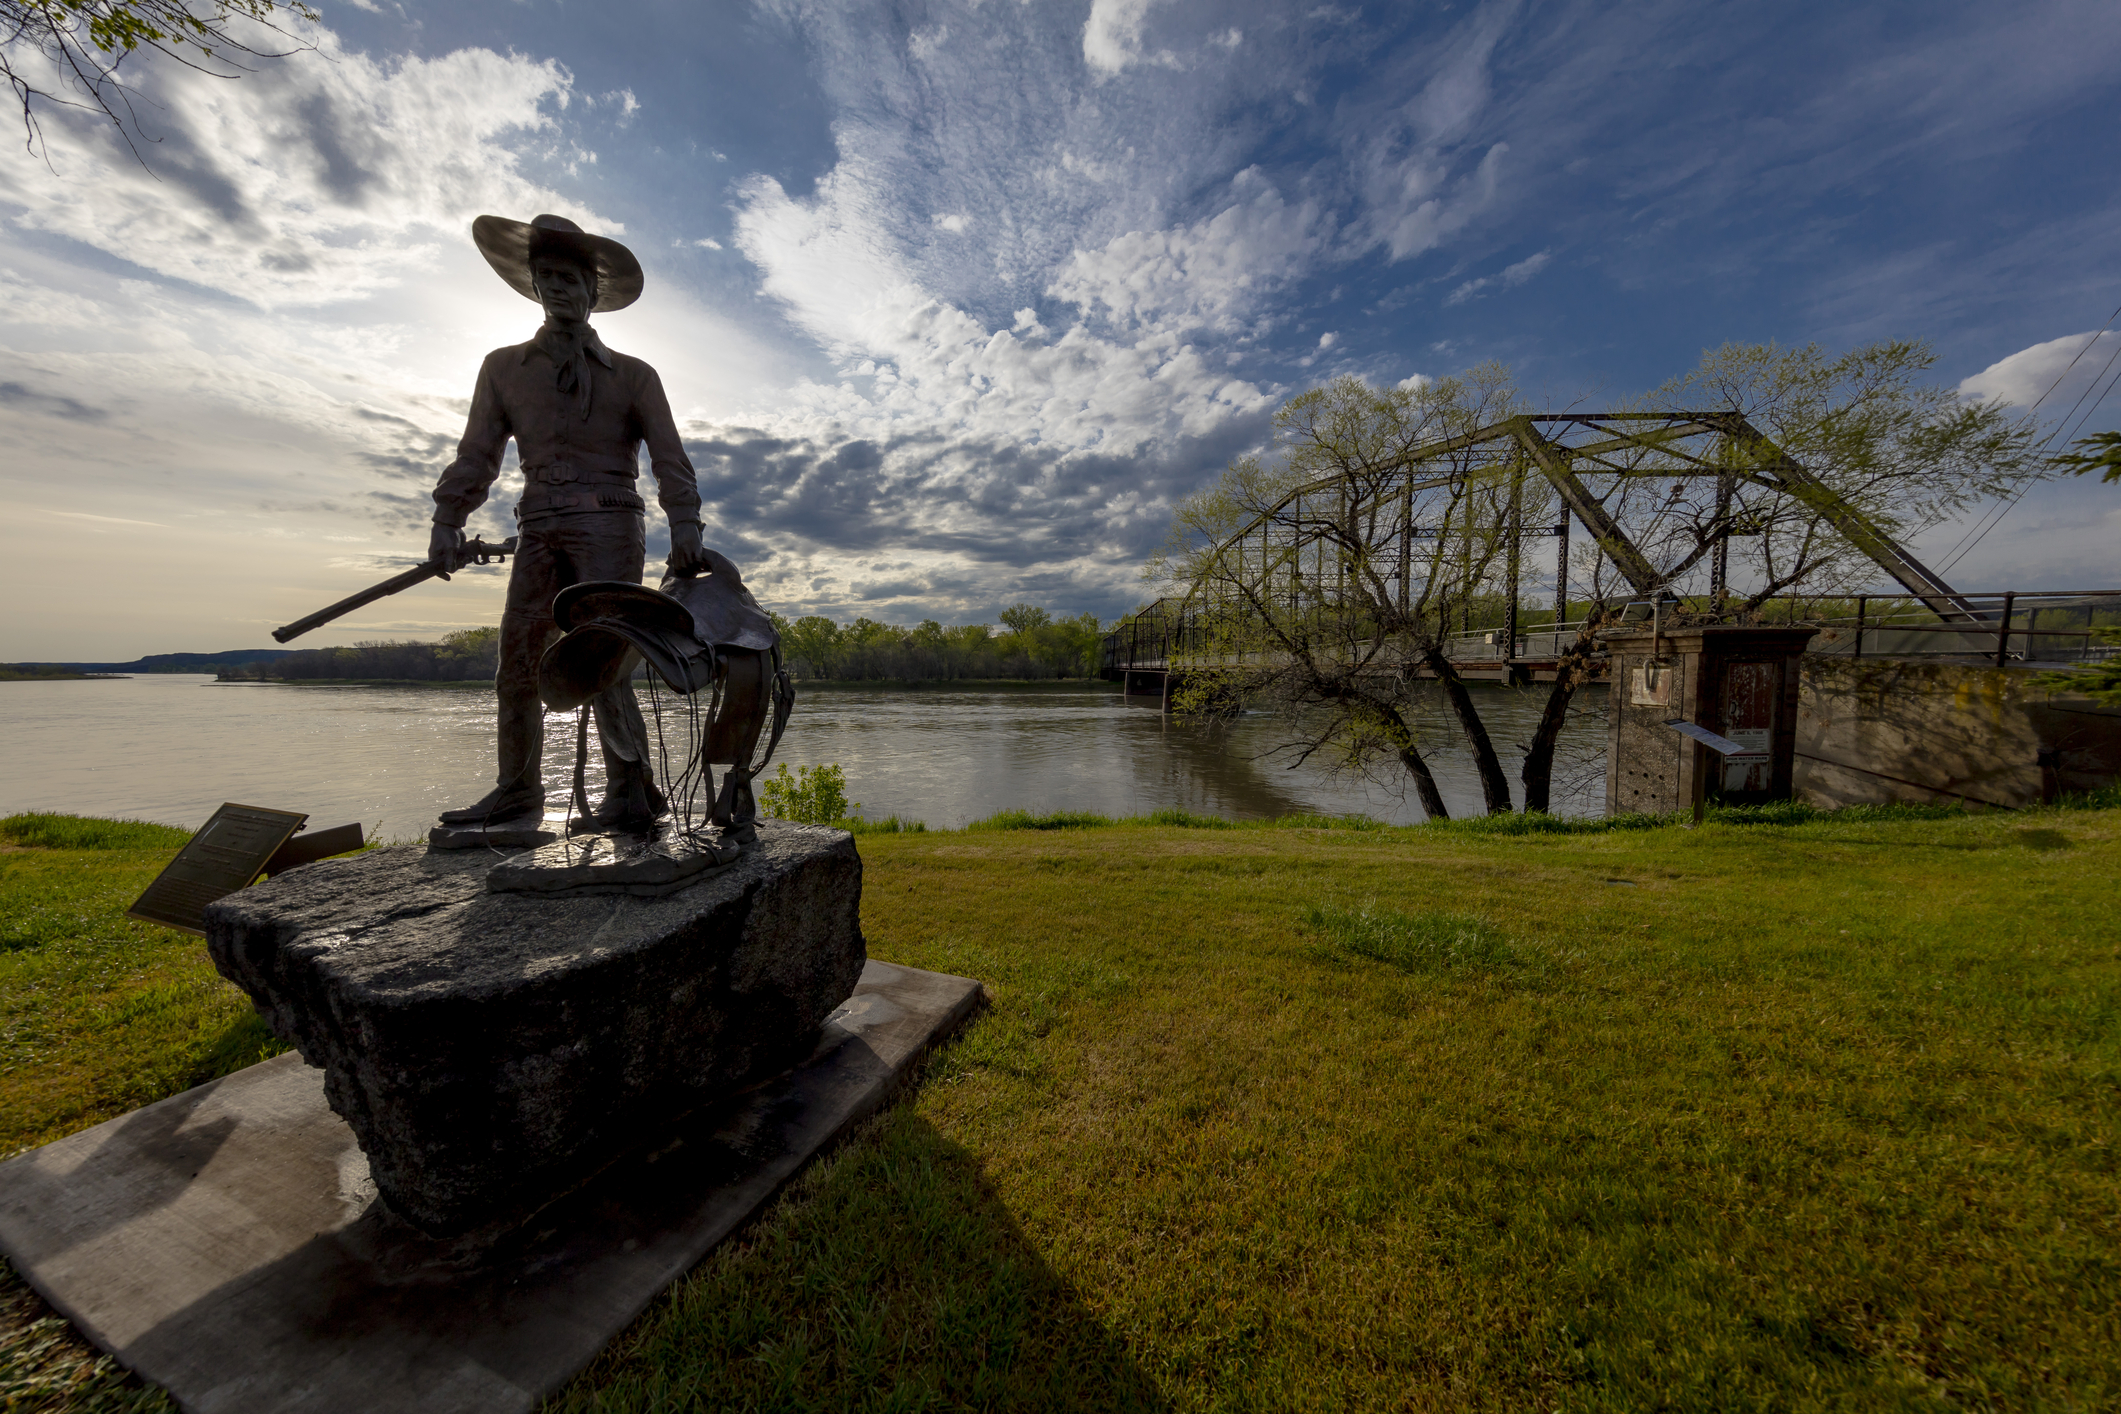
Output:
(668, 519), (711, 578)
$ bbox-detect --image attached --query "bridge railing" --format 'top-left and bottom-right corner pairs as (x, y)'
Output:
(1105, 589), (2121, 675)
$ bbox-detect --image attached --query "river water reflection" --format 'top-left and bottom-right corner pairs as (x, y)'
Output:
(0, 676), (1608, 839)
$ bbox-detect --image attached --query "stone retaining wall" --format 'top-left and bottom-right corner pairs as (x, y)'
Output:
(1793, 658), (2120, 810)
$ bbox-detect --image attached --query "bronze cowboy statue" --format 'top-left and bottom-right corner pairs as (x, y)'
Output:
(429, 213), (771, 833)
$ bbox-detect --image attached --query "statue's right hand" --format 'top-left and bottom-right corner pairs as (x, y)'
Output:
(428, 522), (465, 576)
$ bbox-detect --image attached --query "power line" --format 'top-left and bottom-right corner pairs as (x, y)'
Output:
(2028, 305), (2121, 419)
(2052, 340), (2121, 452)
(1934, 306), (2121, 575)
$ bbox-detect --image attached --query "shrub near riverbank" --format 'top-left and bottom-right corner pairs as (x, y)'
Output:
(1, 804), (2116, 1410)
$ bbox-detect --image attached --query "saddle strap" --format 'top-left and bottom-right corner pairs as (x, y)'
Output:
(754, 644), (795, 774)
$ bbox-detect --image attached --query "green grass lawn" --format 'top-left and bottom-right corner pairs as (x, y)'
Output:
(0, 804), (2115, 1411)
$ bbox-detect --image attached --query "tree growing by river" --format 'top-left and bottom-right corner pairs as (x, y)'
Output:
(1148, 368), (1530, 819)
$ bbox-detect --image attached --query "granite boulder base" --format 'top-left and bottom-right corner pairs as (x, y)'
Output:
(204, 821), (864, 1238)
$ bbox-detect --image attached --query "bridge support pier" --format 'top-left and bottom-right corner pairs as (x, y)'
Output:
(1122, 669), (1170, 709)
(1601, 625), (1817, 817)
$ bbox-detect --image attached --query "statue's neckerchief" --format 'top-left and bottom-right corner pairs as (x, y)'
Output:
(534, 321), (611, 421)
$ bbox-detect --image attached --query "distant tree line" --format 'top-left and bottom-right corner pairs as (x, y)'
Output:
(219, 628), (500, 682)
(775, 605), (1106, 681)
(0, 665), (102, 681)
(218, 605), (1110, 683)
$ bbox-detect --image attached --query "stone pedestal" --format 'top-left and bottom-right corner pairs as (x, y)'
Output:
(0, 961), (983, 1414)
(204, 821), (864, 1237)
(487, 823), (746, 896)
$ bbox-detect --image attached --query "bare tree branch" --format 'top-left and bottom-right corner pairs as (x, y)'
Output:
(3, 0), (318, 166)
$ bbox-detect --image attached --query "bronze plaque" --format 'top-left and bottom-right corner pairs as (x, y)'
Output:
(128, 804), (308, 937)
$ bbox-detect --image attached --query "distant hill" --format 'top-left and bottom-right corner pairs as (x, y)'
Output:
(3, 649), (297, 675)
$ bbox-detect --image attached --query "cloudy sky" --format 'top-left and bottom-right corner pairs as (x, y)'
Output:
(1, 0), (2116, 660)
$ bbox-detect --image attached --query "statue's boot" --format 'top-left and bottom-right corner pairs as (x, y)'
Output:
(438, 782), (545, 826)
(572, 770), (667, 832)
(447, 678), (549, 826)
(709, 767), (759, 846)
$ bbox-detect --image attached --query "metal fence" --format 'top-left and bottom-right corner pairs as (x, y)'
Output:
(1106, 589), (2121, 677)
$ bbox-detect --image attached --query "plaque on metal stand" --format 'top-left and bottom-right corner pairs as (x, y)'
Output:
(128, 803), (308, 935)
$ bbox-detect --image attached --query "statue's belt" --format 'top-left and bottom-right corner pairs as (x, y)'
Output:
(521, 459), (640, 485)
(516, 487), (646, 520)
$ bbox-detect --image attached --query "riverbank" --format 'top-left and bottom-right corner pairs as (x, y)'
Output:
(1, 802), (2115, 1409)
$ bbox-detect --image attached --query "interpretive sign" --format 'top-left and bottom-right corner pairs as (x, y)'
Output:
(1661, 719), (1765, 760)
(128, 804), (307, 937)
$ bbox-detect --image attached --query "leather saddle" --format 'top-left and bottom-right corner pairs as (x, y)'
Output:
(537, 571), (793, 832)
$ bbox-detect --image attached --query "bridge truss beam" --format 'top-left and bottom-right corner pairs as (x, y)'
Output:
(1174, 411), (1981, 648)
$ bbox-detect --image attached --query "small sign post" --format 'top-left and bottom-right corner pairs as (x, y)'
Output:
(128, 804), (308, 937)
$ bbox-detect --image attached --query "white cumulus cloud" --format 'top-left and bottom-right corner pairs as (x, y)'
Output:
(0, 39), (594, 308)
(1046, 169), (1331, 336)
(1958, 329), (2121, 411)
(1083, 0), (1163, 79)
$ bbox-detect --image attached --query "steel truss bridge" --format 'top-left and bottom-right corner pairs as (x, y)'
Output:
(1102, 411), (2119, 697)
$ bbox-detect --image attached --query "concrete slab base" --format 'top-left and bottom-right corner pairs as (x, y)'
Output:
(0, 960), (982, 1414)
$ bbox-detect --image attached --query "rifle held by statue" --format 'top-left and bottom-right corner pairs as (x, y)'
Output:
(272, 538), (517, 644)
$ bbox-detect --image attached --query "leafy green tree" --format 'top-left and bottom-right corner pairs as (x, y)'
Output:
(846, 617), (897, 646)
(4, 0), (317, 161)
(999, 604), (1052, 634)
(2052, 430), (2121, 484)
(1648, 340), (2045, 605)
(2035, 637), (2121, 707)
(779, 615), (843, 678)
(1151, 367), (1527, 818)
(765, 607), (1098, 681)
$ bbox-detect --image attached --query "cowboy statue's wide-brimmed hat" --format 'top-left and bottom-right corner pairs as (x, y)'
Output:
(472, 213), (644, 313)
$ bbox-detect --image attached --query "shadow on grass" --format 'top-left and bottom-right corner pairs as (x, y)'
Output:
(554, 1107), (1171, 1413)
(186, 1012), (289, 1091)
